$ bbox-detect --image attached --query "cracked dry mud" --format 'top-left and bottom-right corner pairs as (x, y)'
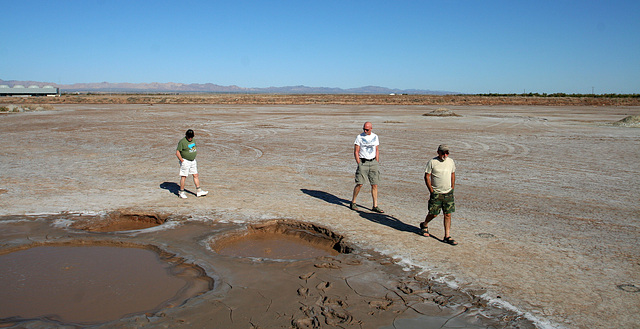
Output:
(1, 103), (639, 328)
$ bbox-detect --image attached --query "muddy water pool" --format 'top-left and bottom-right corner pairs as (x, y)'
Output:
(0, 214), (533, 328)
(0, 245), (204, 324)
(214, 231), (340, 259)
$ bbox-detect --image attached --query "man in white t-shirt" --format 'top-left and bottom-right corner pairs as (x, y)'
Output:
(350, 122), (383, 213)
(420, 144), (457, 245)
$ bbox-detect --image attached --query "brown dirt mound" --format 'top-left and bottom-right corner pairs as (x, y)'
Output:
(210, 219), (353, 258)
(422, 107), (461, 117)
(613, 115), (640, 126)
(70, 210), (172, 232)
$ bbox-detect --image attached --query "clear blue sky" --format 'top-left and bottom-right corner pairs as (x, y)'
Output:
(2, 0), (639, 94)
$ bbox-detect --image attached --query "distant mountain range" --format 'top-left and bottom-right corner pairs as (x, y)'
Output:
(0, 79), (456, 95)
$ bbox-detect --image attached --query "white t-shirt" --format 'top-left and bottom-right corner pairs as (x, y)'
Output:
(354, 132), (379, 160)
(425, 157), (456, 193)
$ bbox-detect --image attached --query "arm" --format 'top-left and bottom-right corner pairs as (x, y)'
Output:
(451, 172), (455, 190)
(375, 145), (380, 162)
(176, 149), (183, 163)
(424, 172), (434, 193)
(354, 144), (361, 164)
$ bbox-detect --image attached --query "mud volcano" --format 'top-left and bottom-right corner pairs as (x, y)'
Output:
(422, 107), (461, 117)
(70, 210), (173, 232)
(0, 242), (212, 325)
(210, 219), (352, 260)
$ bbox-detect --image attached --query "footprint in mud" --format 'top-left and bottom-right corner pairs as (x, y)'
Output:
(344, 259), (362, 265)
(297, 287), (310, 297)
(322, 307), (353, 326)
(292, 317), (317, 329)
(369, 299), (393, 310)
(299, 272), (316, 281)
(319, 296), (347, 308)
(314, 262), (341, 269)
(316, 297), (352, 326)
(315, 281), (332, 291)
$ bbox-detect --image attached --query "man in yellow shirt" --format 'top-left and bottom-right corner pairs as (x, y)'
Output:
(420, 145), (457, 245)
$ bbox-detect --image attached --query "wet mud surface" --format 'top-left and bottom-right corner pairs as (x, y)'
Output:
(1, 103), (639, 328)
(0, 215), (523, 328)
(0, 244), (210, 325)
(211, 220), (344, 259)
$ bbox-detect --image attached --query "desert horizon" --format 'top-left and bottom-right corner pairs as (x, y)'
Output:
(2, 93), (640, 107)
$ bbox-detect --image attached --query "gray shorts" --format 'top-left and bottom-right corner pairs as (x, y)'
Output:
(355, 159), (380, 185)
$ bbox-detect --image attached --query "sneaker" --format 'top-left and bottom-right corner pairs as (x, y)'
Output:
(349, 202), (358, 211)
(196, 190), (209, 197)
(179, 191), (187, 199)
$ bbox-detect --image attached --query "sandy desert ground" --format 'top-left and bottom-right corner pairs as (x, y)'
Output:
(0, 100), (638, 328)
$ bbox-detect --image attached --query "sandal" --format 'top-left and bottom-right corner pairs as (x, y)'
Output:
(349, 202), (358, 211)
(419, 222), (430, 237)
(372, 206), (384, 213)
(443, 237), (458, 245)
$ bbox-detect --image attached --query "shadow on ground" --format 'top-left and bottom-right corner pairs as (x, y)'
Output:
(160, 182), (200, 196)
(301, 189), (421, 235)
(160, 182), (180, 196)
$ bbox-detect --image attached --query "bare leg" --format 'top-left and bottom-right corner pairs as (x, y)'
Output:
(443, 213), (452, 238)
(423, 214), (436, 226)
(351, 184), (362, 204)
(179, 176), (187, 191)
(193, 173), (201, 189)
(371, 184), (378, 207)
(421, 214), (437, 236)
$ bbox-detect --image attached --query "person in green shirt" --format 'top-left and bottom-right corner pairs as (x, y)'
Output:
(175, 129), (208, 198)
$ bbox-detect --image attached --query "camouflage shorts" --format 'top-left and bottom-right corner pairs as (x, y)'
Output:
(428, 190), (455, 215)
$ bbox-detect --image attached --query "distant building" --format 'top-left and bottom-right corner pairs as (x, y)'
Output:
(0, 85), (60, 96)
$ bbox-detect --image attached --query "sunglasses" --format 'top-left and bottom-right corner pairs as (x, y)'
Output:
(363, 128), (371, 131)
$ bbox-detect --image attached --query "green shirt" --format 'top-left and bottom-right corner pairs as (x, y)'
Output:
(177, 137), (197, 161)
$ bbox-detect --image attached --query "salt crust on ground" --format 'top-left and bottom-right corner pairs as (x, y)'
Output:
(1, 104), (638, 328)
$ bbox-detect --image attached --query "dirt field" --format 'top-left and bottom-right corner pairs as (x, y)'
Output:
(1, 97), (639, 328)
(3, 93), (640, 107)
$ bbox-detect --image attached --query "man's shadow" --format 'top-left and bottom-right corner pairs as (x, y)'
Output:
(300, 189), (422, 235)
(160, 182), (196, 196)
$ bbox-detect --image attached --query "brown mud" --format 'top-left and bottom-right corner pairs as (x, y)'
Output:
(70, 210), (174, 232)
(0, 214), (521, 328)
(211, 220), (346, 259)
(0, 243), (211, 325)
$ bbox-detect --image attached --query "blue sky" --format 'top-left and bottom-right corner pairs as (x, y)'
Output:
(2, 0), (639, 94)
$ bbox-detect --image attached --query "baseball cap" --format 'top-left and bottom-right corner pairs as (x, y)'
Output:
(437, 144), (450, 153)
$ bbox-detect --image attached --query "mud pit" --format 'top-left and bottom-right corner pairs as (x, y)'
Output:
(0, 243), (211, 325)
(1, 103), (639, 328)
(211, 220), (347, 259)
(0, 215), (516, 328)
(70, 210), (174, 232)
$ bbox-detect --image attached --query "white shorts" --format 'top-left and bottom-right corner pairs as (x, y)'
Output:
(179, 159), (198, 176)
